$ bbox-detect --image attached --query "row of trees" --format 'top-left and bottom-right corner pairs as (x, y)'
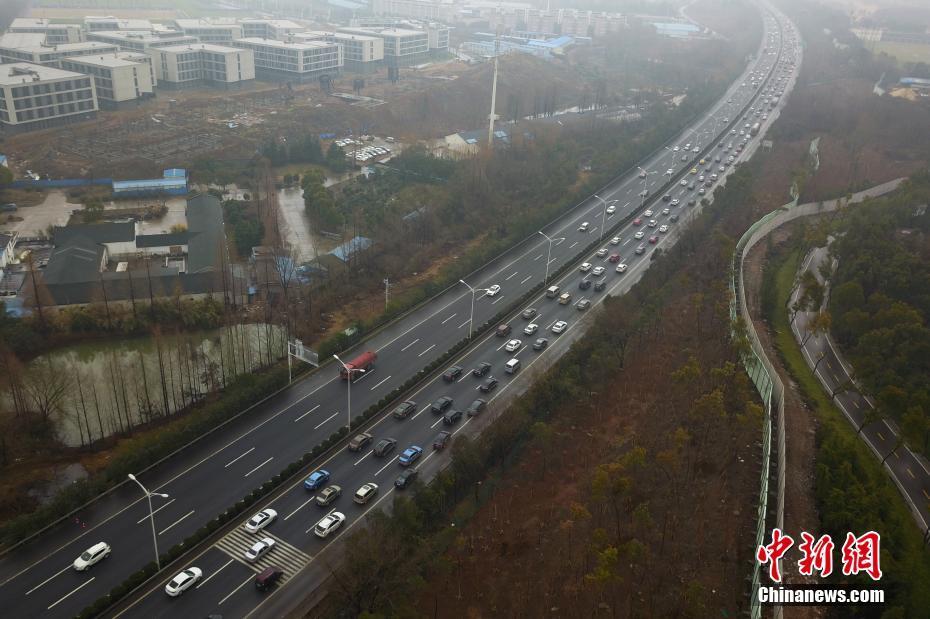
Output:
(260, 131), (347, 173)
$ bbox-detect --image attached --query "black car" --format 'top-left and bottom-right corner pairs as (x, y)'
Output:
(442, 409), (464, 426)
(593, 280), (606, 292)
(373, 438), (397, 457)
(467, 398), (487, 417)
(533, 338), (549, 351)
(662, 193), (671, 202)
(442, 365), (463, 382)
(391, 401), (416, 420)
(687, 198), (696, 206)
(472, 362), (492, 377)
(431, 396), (454, 414)
(433, 431), (452, 450)
(395, 468), (418, 489)
(480, 377), (498, 393)
(579, 279), (592, 290)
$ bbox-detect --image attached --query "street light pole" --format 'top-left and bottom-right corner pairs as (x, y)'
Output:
(637, 167), (649, 210)
(537, 231), (565, 285)
(128, 474), (168, 571)
(459, 279), (488, 339)
(593, 194), (609, 240)
(333, 354), (363, 430)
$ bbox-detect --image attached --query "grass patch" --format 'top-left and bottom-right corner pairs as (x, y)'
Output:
(764, 241), (930, 615)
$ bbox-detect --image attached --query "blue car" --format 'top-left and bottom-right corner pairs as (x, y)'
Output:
(398, 446), (422, 467)
(304, 469), (330, 491)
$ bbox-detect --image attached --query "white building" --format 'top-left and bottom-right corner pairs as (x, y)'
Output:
(232, 38), (342, 82)
(83, 17), (155, 33)
(8, 18), (83, 45)
(85, 31), (199, 53)
(0, 63), (98, 133)
(0, 41), (120, 66)
(174, 19), (244, 43)
(302, 31), (384, 71)
(370, 0), (458, 22)
(338, 27), (429, 66)
(238, 19), (304, 40)
(151, 44), (255, 89)
(60, 54), (155, 108)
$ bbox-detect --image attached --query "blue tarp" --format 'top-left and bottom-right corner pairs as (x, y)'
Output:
(10, 178), (112, 189)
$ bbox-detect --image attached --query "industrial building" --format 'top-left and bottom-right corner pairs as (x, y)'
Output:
(484, 8), (626, 39)
(60, 54), (155, 108)
(239, 19), (304, 40)
(302, 31), (384, 71)
(338, 26), (430, 66)
(151, 43), (255, 89)
(111, 168), (189, 197)
(8, 18), (83, 45)
(0, 63), (98, 133)
(232, 38), (342, 81)
(174, 19), (244, 43)
(0, 40), (120, 66)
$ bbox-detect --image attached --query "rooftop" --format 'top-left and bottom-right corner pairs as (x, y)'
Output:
(52, 221), (135, 246)
(62, 53), (147, 68)
(0, 33), (47, 49)
(174, 18), (239, 29)
(0, 63), (90, 86)
(9, 18), (50, 29)
(1, 41), (120, 55)
(307, 30), (381, 42)
(342, 26), (427, 37)
(42, 236), (106, 286)
(156, 42), (244, 54)
(185, 194), (225, 274)
(234, 37), (336, 50)
(240, 19), (303, 29)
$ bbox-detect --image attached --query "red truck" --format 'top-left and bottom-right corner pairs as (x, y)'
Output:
(340, 351), (377, 381)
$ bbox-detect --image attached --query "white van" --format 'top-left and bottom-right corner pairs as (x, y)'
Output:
(505, 358), (521, 374)
(546, 285), (560, 298)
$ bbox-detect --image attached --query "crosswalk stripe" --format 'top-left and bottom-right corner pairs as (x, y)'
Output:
(212, 528), (311, 584)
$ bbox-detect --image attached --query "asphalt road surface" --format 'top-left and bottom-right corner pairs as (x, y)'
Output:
(0, 6), (801, 618)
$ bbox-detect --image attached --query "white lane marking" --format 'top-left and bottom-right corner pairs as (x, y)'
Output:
(590, 226), (598, 234)
(375, 456), (398, 476)
(159, 509), (194, 536)
(458, 319), (470, 329)
(135, 498), (176, 524)
(534, 254), (543, 261)
(418, 344), (436, 357)
(456, 372), (470, 383)
(491, 295), (505, 305)
(196, 558), (233, 589)
(622, 239), (631, 246)
(47, 577), (95, 610)
(505, 271), (518, 280)
(369, 375), (392, 391)
(244, 457), (273, 478)
(293, 404), (321, 422)
(224, 447), (255, 468)
(400, 338), (420, 352)
(554, 238), (565, 245)
(431, 417), (444, 429)
(441, 313), (457, 325)
(411, 405), (431, 421)
(218, 574), (254, 606)
(354, 449), (373, 466)
(313, 412), (338, 430)
(622, 201), (630, 207)
(521, 275), (532, 284)
(284, 496), (316, 520)
(25, 565), (70, 596)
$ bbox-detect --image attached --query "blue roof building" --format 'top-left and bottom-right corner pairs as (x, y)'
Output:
(112, 168), (188, 197)
(329, 236), (372, 262)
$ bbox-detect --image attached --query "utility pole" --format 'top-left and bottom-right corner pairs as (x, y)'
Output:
(487, 27), (501, 146)
(383, 277), (391, 309)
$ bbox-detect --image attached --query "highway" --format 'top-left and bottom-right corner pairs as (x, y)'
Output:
(0, 6), (799, 618)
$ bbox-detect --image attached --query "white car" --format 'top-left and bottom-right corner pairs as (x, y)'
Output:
(591, 266), (606, 276)
(673, 146), (680, 151)
(647, 219), (657, 228)
(665, 168), (673, 175)
(595, 248), (609, 258)
(578, 221), (589, 232)
(354, 482), (379, 505)
(644, 209), (653, 217)
(659, 225), (669, 233)
(551, 320), (568, 334)
(579, 262), (592, 272)
(615, 263), (628, 273)
(663, 207), (672, 214)
(634, 230), (645, 239)
(313, 511), (346, 538)
(486, 284), (501, 297)
(610, 236), (621, 245)
(505, 339), (522, 352)
(606, 205), (616, 214)
(679, 179), (687, 186)
(692, 147), (699, 153)
(245, 537), (276, 562)
(165, 567), (203, 597)
(245, 508), (277, 533)
(73, 542), (110, 571)
(523, 323), (538, 336)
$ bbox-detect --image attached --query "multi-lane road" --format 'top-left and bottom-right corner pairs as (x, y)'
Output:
(0, 6), (801, 618)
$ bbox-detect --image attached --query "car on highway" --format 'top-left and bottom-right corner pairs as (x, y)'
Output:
(255, 566), (284, 592)
(245, 537), (276, 562)
(633, 217), (642, 226)
(591, 266), (606, 276)
(480, 376), (499, 392)
(373, 438), (397, 457)
(616, 263), (628, 273)
(348, 432), (373, 452)
(608, 253), (621, 263)
(467, 398), (488, 416)
(244, 508), (277, 533)
(353, 482), (379, 505)
(521, 307), (537, 320)
(486, 284), (501, 296)
(315, 485), (342, 507)
(496, 323), (512, 337)
(690, 167), (698, 174)
(606, 204), (616, 214)
(644, 209), (653, 217)
(165, 567), (202, 597)
(433, 431), (452, 450)
(659, 225), (669, 233)
(431, 396), (454, 413)
(576, 299), (591, 311)
(473, 361), (492, 377)
(304, 469), (330, 491)
(505, 339), (522, 352)
(579, 262), (592, 272)
(596, 248), (609, 258)
(442, 365), (463, 382)
(391, 401), (416, 420)
(673, 146), (680, 151)
(610, 236), (621, 245)
(442, 409), (464, 425)
(524, 323), (538, 335)
(533, 337), (549, 351)
(558, 292), (572, 304)
(638, 170), (647, 178)
(313, 512), (346, 539)
(649, 235), (659, 244)
(670, 213), (680, 222)
(634, 230), (645, 239)
(578, 221), (589, 232)
(551, 320), (568, 334)
(73, 542), (111, 571)
(665, 168), (673, 175)
(399, 446), (422, 466)
(395, 468), (418, 489)
(635, 244), (647, 255)
(680, 179), (688, 186)
(698, 188), (706, 195)
(579, 279), (592, 290)
(648, 219), (657, 228)
(687, 198), (696, 206)
(692, 146), (699, 153)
